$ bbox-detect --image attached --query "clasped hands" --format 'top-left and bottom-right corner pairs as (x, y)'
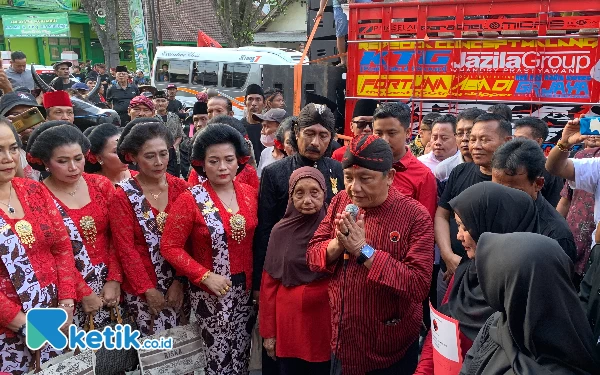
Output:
(334, 211), (366, 257)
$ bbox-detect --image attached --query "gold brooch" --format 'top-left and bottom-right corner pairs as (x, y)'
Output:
(79, 216), (97, 246)
(330, 177), (338, 195)
(15, 220), (35, 248)
(230, 214), (246, 244)
(143, 211), (150, 219)
(156, 212), (168, 233)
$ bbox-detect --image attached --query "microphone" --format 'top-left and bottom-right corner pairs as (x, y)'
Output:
(343, 204), (359, 261)
(345, 204), (359, 221)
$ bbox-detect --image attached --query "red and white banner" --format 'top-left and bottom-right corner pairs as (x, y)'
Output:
(430, 302), (463, 375)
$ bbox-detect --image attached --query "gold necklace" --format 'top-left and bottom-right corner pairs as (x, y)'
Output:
(53, 177), (82, 197)
(218, 191), (235, 213)
(138, 177), (167, 200)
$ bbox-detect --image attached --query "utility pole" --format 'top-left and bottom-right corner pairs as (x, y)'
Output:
(146, 0), (159, 55)
(156, 0), (163, 46)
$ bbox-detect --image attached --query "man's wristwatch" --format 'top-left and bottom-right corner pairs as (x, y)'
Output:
(356, 244), (375, 265)
(17, 323), (26, 338)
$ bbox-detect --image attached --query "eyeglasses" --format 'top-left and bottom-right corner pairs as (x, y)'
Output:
(352, 120), (373, 130)
(456, 130), (471, 139)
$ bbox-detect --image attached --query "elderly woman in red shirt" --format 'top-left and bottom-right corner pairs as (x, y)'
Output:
(161, 123), (257, 375)
(259, 166), (331, 375)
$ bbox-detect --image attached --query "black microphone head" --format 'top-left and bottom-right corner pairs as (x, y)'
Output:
(345, 203), (359, 221)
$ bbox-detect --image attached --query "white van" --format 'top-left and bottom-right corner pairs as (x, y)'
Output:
(151, 46), (302, 117)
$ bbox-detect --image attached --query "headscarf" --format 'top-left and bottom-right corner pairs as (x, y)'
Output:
(263, 167), (328, 287)
(441, 182), (538, 340)
(465, 232), (599, 374)
(342, 135), (393, 172)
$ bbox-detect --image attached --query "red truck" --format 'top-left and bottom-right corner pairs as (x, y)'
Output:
(344, 0), (600, 149)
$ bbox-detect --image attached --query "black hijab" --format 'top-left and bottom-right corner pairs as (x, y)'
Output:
(441, 182), (538, 340)
(462, 233), (599, 375)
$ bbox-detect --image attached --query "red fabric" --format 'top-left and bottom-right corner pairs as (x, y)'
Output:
(187, 164), (259, 190)
(46, 174), (123, 301)
(197, 31), (222, 48)
(332, 145), (347, 162)
(259, 271), (331, 362)
(43, 90), (72, 109)
(0, 178), (78, 336)
(392, 147), (438, 219)
(109, 174), (189, 296)
(306, 187), (434, 375)
(160, 180), (258, 290)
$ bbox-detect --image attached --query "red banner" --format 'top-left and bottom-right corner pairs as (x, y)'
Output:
(353, 38), (600, 103)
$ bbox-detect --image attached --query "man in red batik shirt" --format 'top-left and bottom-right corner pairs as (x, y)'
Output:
(372, 102), (437, 219)
(307, 135), (434, 375)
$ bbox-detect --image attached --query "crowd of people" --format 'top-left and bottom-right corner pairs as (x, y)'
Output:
(0, 47), (598, 375)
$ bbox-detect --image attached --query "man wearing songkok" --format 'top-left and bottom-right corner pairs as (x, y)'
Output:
(332, 99), (378, 162)
(307, 135), (434, 375)
(180, 101), (210, 179)
(241, 83), (266, 163)
(107, 65), (139, 125)
(254, 103), (344, 292)
(43, 90), (74, 123)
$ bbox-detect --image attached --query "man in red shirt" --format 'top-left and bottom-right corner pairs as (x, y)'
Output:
(307, 135), (434, 375)
(332, 99), (379, 162)
(373, 102), (437, 219)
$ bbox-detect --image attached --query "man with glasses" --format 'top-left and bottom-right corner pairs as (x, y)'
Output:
(434, 108), (486, 183)
(332, 99), (379, 162)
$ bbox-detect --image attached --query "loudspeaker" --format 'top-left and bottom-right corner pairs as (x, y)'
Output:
(307, 9), (336, 40)
(262, 65), (346, 131)
(308, 39), (338, 61)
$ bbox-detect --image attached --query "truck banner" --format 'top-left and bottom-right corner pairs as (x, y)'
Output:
(354, 38), (600, 103)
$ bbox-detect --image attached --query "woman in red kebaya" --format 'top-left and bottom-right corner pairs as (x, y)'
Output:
(84, 123), (136, 184)
(0, 117), (78, 374)
(27, 122), (122, 329)
(110, 121), (189, 337)
(259, 166), (331, 375)
(161, 124), (257, 375)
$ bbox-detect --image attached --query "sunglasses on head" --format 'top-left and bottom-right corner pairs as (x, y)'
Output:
(352, 120), (373, 129)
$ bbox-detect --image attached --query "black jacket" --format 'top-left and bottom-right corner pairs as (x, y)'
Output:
(580, 243), (600, 350)
(252, 153), (344, 290)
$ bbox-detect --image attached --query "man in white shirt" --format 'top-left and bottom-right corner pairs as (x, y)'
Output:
(418, 114), (459, 173)
(434, 108), (486, 182)
(546, 117), (600, 245)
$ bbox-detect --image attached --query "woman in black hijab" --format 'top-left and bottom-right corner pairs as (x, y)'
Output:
(462, 232), (599, 374)
(415, 182), (539, 374)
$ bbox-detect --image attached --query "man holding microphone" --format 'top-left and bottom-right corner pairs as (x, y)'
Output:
(307, 135), (434, 375)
